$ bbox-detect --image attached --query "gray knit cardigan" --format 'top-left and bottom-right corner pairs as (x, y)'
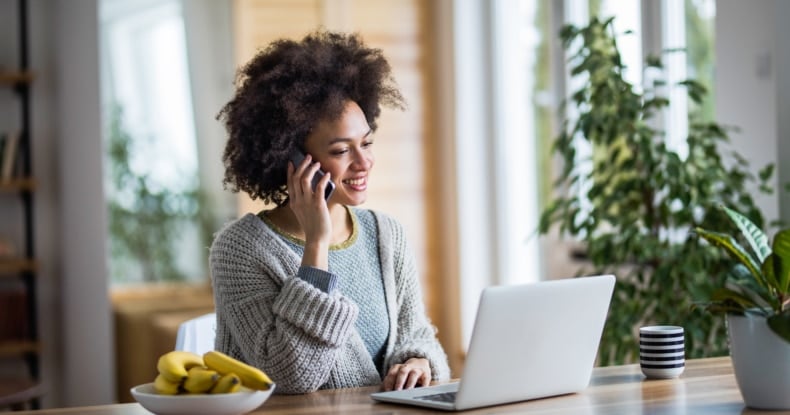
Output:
(208, 209), (450, 394)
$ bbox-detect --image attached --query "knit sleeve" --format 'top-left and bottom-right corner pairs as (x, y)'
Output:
(378, 215), (451, 381)
(209, 215), (359, 394)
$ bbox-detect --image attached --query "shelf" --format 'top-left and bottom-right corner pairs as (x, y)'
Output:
(0, 71), (34, 86)
(0, 340), (39, 358)
(2, 2), (41, 409)
(0, 178), (36, 193)
(0, 259), (37, 276)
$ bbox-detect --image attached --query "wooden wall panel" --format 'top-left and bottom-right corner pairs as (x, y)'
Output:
(232, 0), (322, 67)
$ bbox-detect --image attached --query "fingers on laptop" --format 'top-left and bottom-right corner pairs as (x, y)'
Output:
(384, 359), (432, 391)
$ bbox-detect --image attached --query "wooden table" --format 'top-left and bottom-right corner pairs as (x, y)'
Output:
(15, 357), (787, 414)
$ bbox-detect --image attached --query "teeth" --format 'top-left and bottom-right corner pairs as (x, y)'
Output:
(344, 178), (365, 185)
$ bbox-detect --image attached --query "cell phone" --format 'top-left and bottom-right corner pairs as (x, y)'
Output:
(289, 149), (336, 200)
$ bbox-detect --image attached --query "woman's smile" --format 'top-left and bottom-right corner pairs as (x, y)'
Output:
(343, 176), (367, 191)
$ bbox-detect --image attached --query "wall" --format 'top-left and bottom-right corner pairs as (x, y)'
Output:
(52, 0), (115, 406)
(778, 0), (790, 223)
(716, 0), (783, 224)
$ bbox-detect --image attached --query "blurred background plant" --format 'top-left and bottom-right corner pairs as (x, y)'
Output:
(105, 103), (215, 283)
(539, 16), (775, 365)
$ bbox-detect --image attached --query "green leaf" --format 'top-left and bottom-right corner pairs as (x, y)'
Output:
(722, 206), (771, 262)
(713, 287), (757, 308)
(663, 47), (688, 54)
(702, 287), (757, 314)
(772, 229), (790, 293)
(694, 227), (765, 287)
(758, 164), (775, 182)
(767, 313), (790, 343)
(645, 54), (662, 68)
(760, 255), (783, 310)
(601, 16), (616, 28)
(643, 97), (669, 111)
(559, 24), (578, 46)
(761, 254), (779, 291)
(730, 263), (757, 286)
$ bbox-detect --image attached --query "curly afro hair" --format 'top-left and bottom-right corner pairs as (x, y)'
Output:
(217, 30), (405, 206)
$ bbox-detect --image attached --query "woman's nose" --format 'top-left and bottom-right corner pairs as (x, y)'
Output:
(351, 150), (373, 170)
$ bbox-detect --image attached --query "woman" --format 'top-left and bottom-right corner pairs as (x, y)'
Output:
(210, 30), (450, 394)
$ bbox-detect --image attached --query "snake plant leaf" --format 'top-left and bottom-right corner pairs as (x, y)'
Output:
(767, 313), (790, 343)
(694, 227), (765, 288)
(772, 229), (790, 294)
(722, 205), (771, 262)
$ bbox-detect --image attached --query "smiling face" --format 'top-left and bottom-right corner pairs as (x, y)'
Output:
(303, 100), (374, 207)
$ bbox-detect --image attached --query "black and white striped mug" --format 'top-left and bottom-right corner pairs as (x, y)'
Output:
(639, 325), (685, 379)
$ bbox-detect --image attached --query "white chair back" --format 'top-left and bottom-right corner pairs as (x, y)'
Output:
(175, 312), (217, 355)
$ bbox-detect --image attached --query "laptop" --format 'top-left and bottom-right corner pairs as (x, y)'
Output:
(370, 274), (615, 411)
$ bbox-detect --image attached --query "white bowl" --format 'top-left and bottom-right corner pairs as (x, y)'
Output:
(131, 382), (275, 415)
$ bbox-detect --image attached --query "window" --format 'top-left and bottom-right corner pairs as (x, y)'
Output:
(450, 0), (717, 347)
(100, 0), (208, 284)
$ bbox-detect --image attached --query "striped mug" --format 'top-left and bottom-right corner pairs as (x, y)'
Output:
(639, 325), (685, 379)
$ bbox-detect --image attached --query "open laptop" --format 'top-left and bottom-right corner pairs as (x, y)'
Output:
(370, 274), (615, 411)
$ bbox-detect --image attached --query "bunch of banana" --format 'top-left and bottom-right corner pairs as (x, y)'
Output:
(151, 350), (272, 395)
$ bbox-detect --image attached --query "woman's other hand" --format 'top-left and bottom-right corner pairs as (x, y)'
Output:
(383, 358), (432, 391)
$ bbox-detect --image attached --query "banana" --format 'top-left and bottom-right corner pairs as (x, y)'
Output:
(153, 373), (181, 395)
(182, 366), (220, 393)
(157, 351), (205, 383)
(203, 350), (273, 391)
(209, 373), (242, 394)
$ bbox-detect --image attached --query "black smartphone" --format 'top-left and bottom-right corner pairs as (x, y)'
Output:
(289, 149), (336, 200)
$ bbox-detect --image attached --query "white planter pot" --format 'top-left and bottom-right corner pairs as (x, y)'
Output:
(726, 313), (790, 410)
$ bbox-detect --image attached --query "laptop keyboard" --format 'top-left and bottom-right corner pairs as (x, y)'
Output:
(415, 391), (457, 403)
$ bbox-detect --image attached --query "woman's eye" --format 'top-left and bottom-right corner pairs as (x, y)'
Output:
(362, 141), (374, 148)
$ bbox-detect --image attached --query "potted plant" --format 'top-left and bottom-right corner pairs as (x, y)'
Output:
(539, 16), (774, 365)
(694, 206), (790, 410)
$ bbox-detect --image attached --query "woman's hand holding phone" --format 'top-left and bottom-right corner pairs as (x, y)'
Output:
(289, 150), (336, 200)
(287, 152), (333, 270)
